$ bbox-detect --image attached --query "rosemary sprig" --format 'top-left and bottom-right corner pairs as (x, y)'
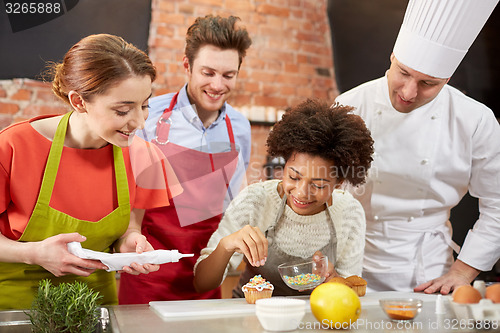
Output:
(27, 279), (103, 333)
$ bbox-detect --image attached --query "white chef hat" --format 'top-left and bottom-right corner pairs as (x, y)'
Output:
(393, 0), (498, 78)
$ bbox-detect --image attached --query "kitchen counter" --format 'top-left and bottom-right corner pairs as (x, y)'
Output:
(107, 292), (499, 333)
(2, 292), (498, 332)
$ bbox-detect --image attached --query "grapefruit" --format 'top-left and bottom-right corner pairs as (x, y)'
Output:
(310, 282), (361, 329)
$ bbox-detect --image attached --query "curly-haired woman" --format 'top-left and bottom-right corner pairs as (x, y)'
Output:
(193, 99), (374, 296)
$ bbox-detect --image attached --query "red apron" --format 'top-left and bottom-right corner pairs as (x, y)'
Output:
(119, 93), (239, 303)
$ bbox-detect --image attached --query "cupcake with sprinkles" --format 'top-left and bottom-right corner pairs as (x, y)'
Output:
(242, 275), (274, 304)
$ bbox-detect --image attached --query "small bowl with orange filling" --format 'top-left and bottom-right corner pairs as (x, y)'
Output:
(379, 298), (423, 321)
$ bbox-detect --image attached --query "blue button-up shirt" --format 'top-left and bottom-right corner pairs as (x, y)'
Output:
(139, 84), (251, 209)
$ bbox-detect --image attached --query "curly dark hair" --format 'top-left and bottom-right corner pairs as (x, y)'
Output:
(266, 99), (374, 186)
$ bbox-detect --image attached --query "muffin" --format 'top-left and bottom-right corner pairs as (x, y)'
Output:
(328, 276), (353, 288)
(242, 275), (274, 304)
(345, 275), (367, 296)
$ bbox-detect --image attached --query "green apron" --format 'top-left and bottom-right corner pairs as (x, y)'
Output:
(0, 112), (130, 310)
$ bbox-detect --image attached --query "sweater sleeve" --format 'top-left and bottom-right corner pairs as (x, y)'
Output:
(330, 191), (366, 277)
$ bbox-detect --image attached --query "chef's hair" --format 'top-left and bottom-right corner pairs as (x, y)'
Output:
(184, 14), (252, 70)
(266, 99), (374, 186)
(49, 34), (156, 106)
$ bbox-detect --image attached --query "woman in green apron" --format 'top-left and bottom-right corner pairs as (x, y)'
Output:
(0, 34), (179, 309)
(194, 99), (374, 295)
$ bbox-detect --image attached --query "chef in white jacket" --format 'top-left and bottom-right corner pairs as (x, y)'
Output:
(336, 0), (500, 294)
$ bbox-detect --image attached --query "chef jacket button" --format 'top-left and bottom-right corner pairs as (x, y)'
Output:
(377, 110), (382, 115)
(408, 216), (414, 222)
(431, 115), (437, 120)
(421, 159), (429, 165)
(374, 215), (379, 221)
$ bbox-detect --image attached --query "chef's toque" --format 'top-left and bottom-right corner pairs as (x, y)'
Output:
(393, 0), (498, 78)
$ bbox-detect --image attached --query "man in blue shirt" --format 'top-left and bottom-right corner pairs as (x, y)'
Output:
(119, 15), (252, 303)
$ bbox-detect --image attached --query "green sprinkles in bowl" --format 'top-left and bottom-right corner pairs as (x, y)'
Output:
(284, 273), (322, 286)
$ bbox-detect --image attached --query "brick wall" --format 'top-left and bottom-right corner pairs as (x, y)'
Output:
(0, 0), (337, 183)
(0, 79), (67, 129)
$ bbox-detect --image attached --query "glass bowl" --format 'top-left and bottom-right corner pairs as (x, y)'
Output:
(379, 298), (423, 321)
(278, 256), (328, 291)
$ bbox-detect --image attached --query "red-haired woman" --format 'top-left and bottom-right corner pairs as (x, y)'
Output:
(0, 34), (181, 309)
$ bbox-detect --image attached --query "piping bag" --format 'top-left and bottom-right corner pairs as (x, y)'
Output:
(67, 242), (194, 272)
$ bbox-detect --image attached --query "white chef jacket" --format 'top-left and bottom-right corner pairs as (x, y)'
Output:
(336, 75), (500, 291)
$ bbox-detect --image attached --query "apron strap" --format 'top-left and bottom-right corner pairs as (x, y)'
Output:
(36, 112), (71, 206)
(224, 115), (236, 149)
(113, 144), (129, 208)
(387, 223), (461, 254)
(415, 227), (460, 285)
(264, 191), (288, 245)
(324, 201), (338, 266)
(215, 115), (236, 200)
(152, 92), (178, 145)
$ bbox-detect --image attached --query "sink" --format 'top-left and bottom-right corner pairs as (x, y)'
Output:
(0, 308), (112, 332)
(0, 310), (31, 333)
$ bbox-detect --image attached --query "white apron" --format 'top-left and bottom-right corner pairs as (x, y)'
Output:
(352, 84), (460, 292)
